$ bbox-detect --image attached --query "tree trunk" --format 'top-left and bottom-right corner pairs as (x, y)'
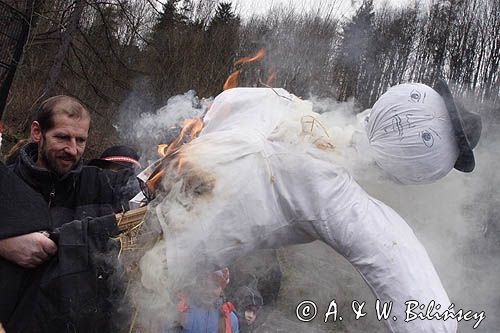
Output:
(40, 0), (86, 100)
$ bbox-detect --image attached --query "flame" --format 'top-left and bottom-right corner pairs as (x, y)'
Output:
(146, 169), (164, 194)
(184, 118), (204, 140)
(158, 144), (168, 158)
(148, 118), (204, 194)
(223, 70), (240, 91)
(234, 48), (265, 66)
(223, 48), (266, 91)
(157, 118), (204, 158)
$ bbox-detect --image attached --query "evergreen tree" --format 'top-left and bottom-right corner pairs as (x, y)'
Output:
(155, 0), (188, 32)
(210, 2), (237, 27)
(335, 0), (374, 103)
(206, 2), (240, 94)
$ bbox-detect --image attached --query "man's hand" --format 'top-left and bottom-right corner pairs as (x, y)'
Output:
(0, 232), (57, 268)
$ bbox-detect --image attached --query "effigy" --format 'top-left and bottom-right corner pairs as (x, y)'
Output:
(119, 87), (457, 332)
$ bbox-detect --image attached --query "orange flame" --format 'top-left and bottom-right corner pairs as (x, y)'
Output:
(157, 118), (204, 158)
(234, 48), (266, 66)
(147, 169), (164, 194)
(183, 118), (204, 141)
(223, 49), (266, 91)
(223, 70), (240, 91)
(158, 144), (168, 157)
(148, 118), (204, 194)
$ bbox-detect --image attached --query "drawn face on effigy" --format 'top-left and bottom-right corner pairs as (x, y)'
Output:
(365, 83), (459, 184)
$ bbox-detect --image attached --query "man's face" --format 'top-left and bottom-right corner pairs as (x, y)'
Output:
(36, 113), (89, 176)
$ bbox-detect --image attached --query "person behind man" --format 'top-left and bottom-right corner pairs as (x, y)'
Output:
(88, 145), (141, 172)
(0, 95), (126, 332)
(88, 145), (142, 210)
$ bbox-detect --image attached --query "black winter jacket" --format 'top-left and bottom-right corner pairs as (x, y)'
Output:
(0, 161), (51, 325)
(1, 143), (127, 332)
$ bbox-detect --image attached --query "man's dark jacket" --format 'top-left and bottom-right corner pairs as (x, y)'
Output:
(1, 143), (126, 332)
(0, 161), (51, 324)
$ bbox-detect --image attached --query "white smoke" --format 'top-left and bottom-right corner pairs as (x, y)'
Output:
(116, 89), (211, 164)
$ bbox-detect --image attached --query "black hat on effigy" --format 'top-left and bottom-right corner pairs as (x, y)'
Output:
(433, 79), (482, 172)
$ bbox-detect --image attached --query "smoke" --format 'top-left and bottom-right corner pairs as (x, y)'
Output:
(116, 83), (211, 163)
(118, 87), (499, 332)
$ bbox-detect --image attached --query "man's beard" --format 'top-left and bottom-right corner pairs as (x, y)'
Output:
(40, 137), (78, 176)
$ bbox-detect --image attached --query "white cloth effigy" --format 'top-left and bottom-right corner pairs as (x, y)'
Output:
(154, 88), (456, 332)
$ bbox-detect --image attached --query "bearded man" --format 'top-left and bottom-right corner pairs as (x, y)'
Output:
(0, 95), (126, 332)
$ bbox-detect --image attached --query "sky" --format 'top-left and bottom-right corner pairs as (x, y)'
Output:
(231, 0), (416, 19)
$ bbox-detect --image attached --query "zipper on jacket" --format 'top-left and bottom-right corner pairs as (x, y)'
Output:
(48, 184), (56, 207)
